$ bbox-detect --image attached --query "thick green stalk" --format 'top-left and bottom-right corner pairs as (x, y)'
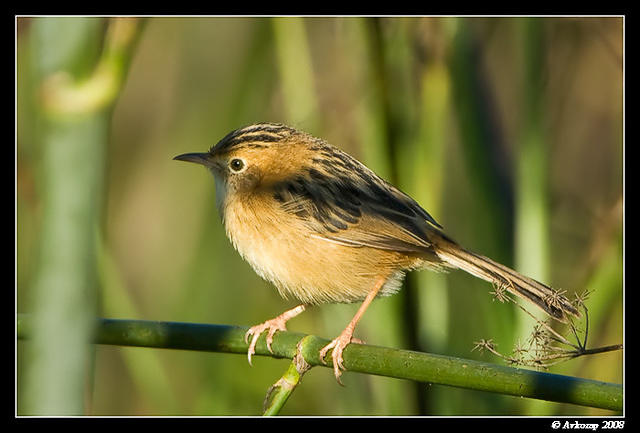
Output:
(17, 315), (623, 412)
(514, 18), (553, 415)
(412, 20), (453, 355)
(447, 18), (517, 414)
(515, 17), (550, 283)
(271, 17), (320, 130)
(20, 17), (143, 415)
(262, 336), (314, 416)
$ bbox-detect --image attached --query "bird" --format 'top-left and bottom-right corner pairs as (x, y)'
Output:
(174, 122), (579, 383)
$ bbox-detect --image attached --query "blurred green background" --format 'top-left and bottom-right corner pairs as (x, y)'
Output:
(17, 16), (623, 416)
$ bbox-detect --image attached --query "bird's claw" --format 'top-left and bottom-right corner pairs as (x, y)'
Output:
(244, 319), (287, 365)
(319, 331), (362, 385)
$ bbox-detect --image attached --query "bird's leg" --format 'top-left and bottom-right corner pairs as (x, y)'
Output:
(244, 304), (307, 365)
(319, 276), (386, 384)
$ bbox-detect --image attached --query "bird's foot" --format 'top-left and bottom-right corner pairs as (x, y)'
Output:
(319, 327), (363, 385)
(244, 318), (288, 365)
(244, 305), (306, 365)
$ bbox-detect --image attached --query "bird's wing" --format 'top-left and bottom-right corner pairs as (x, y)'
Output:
(269, 156), (443, 254)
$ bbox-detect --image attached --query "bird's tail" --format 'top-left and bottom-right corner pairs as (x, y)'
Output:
(434, 239), (579, 322)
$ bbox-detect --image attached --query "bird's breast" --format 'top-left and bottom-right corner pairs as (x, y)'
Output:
(220, 195), (413, 304)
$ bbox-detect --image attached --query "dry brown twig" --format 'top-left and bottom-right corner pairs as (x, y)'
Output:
(474, 287), (622, 369)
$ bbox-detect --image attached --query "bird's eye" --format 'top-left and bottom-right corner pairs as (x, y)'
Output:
(229, 158), (245, 173)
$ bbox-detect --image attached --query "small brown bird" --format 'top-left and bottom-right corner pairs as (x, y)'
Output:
(174, 122), (579, 383)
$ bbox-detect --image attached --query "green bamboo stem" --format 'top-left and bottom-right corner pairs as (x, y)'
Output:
(515, 19), (553, 416)
(17, 314), (622, 412)
(271, 17), (320, 130)
(21, 17), (143, 415)
(262, 336), (314, 416)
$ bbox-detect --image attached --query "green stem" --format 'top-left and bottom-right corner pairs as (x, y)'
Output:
(17, 314), (623, 412)
(262, 336), (314, 416)
(271, 17), (320, 130)
(21, 17), (143, 415)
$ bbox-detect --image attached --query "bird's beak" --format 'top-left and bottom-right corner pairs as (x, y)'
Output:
(173, 152), (213, 167)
